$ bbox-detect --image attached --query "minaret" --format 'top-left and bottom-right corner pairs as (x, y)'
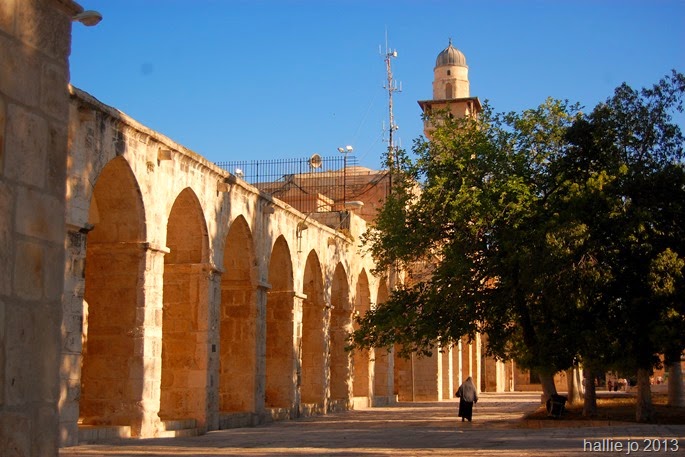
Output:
(418, 40), (482, 137)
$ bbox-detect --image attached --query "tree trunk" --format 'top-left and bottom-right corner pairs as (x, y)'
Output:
(635, 368), (654, 423)
(583, 367), (597, 417)
(667, 361), (685, 407)
(566, 366), (584, 405)
(539, 371), (558, 404)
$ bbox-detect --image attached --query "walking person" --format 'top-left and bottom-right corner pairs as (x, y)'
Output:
(456, 376), (478, 422)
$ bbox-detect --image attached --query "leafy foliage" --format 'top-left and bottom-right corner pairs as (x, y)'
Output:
(354, 72), (685, 392)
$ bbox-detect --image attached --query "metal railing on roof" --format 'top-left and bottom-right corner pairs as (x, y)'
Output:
(215, 155), (364, 214)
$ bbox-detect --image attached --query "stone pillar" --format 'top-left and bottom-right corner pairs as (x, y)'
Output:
(59, 225), (89, 446)
(372, 348), (393, 401)
(442, 346), (453, 399)
(453, 340), (463, 391)
(461, 337), (472, 379)
(393, 350), (413, 402)
(411, 353), (442, 401)
(481, 334), (498, 392)
(159, 262), (212, 430)
(1, 1), (81, 455)
(254, 281), (270, 414)
(473, 333), (482, 393)
(293, 291), (305, 417)
(497, 360), (507, 392)
(138, 243), (166, 438)
(205, 267), (221, 431)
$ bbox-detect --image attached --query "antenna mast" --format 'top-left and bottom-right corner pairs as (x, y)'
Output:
(383, 31), (401, 170)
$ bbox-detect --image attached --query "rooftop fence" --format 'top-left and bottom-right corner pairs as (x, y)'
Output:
(216, 155), (369, 214)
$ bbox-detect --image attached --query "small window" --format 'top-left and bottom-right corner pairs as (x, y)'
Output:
(447, 70), (451, 76)
(445, 83), (454, 99)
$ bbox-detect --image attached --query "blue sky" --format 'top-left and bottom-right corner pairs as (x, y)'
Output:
(70, 1), (685, 170)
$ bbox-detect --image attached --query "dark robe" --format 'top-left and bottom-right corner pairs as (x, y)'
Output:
(456, 377), (478, 421)
(458, 397), (474, 421)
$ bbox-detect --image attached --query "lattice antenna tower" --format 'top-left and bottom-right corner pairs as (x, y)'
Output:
(381, 31), (401, 170)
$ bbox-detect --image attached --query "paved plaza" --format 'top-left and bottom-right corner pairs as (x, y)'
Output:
(60, 393), (684, 457)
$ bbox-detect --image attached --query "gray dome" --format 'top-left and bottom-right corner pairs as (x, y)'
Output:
(435, 41), (467, 68)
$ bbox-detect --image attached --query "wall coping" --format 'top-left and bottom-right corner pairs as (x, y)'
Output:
(68, 85), (355, 244)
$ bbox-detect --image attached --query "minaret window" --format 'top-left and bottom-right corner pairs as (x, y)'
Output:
(445, 83), (454, 99)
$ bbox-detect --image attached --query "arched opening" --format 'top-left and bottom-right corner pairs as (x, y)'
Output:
(219, 216), (257, 412)
(445, 82), (454, 99)
(265, 236), (294, 408)
(81, 157), (146, 426)
(329, 263), (351, 402)
(301, 250), (325, 407)
(353, 269), (371, 397)
(373, 280), (391, 397)
(160, 188), (210, 423)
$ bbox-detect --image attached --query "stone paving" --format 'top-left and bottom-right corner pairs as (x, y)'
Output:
(59, 393), (684, 457)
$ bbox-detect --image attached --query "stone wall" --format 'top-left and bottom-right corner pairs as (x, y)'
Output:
(0, 0), (82, 455)
(58, 87), (392, 444)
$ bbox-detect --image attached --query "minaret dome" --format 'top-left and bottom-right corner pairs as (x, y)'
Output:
(432, 39), (470, 100)
(435, 41), (467, 67)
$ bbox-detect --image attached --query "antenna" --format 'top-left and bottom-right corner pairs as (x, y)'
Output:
(382, 29), (401, 171)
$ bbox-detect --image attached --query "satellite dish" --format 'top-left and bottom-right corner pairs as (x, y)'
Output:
(308, 153), (323, 169)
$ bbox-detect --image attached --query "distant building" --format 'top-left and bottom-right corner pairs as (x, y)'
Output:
(418, 39), (483, 135)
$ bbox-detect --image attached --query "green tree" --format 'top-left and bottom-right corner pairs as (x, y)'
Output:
(354, 72), (685, 421)
(356, 99), (587, 401)
(562, 71), (685, 420)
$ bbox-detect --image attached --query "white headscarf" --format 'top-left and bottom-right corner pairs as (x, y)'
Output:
(459, 376), (478, 402)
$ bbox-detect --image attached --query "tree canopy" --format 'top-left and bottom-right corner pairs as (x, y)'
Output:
(353, 71), (685, 419)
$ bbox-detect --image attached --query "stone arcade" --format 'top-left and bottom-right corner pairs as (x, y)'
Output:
(59, 85), (395, 443)
(1, 2), (529, 455)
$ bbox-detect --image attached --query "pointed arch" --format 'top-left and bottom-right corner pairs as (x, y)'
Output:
(164, 188), (209, 264)
(160, 187), (211, 422)
(301, 250), (325, 407)
(265, 235), (295, 408)
(81, 156), (146, 426)
(219, 215), (257, 412)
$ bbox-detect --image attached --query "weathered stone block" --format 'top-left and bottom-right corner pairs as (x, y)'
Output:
(40, 62), (68, 121)
(13, 240), (44, 301)
(45, 243), (65, 299)
(15, 0), (71, 62)
(59, 399), (79, 421)
(33, 405), (59, 456)
(0, 412), (31, 457)
(47, 122), (68, 196)
(5, 306), (32, 406)
(59, 353), (81, 381)
(63, 328), (82, 353)
(15, 186), (63, 243)
(5, 104), (47, 186)
(0, 181), (13, 296)
(0, 36), (41, 109)
(0, 96), (6, 173)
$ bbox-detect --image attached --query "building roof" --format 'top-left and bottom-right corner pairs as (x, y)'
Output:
(435, 40), (467, 68)
(417, 96), (482, 112)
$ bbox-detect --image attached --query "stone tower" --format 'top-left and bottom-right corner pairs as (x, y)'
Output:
(418, 40), (482, 136)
